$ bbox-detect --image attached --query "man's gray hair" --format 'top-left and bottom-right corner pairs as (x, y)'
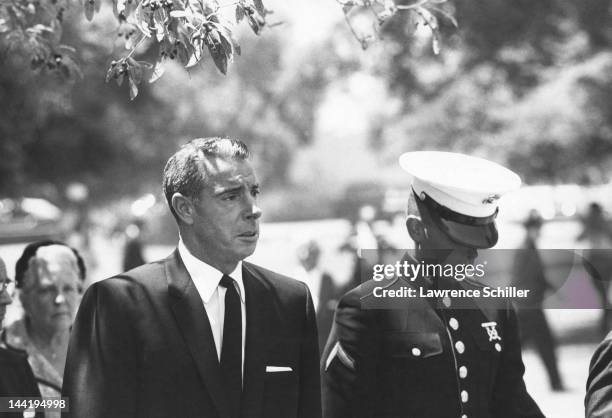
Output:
(162, 137), (251, 219)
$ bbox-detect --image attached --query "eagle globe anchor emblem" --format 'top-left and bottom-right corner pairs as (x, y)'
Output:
(481, 321), (501, 341)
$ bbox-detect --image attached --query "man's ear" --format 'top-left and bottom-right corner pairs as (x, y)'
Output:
(171, 193), (195, 225)
(406, 215), (427, 244)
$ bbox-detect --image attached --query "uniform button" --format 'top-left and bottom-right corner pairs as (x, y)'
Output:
(461, 390), (469, 403)
(442, 296), (451, 307)
(412, 347), (421, 357)
(495, 343), (502, 352)
(459, 366), (468, 378)
(455, 340), (465, 354)
(449, 317), (459, 330)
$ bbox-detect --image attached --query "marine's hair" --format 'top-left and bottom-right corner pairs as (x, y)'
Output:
(406, 190), (421, 218)
(162, 137), (251, 220)
(15, 240), (86, 289)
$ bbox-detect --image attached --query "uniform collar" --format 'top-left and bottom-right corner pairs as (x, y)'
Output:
(178, 239), (245, 304)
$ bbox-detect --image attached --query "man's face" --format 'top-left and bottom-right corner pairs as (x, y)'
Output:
(188, 156), (262, 270)
(20, 245), (82, 333)
(0, 259), (12, 326)
(418, 210), (479, 266)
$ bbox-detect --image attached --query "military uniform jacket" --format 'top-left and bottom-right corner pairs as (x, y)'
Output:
(321, 271), (544, 418)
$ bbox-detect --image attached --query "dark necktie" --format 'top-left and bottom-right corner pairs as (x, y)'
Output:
(219, 274), (242, 418)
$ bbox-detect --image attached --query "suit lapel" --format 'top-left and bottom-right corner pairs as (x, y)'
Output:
(241, 262), (270, 418)
(165, 251), (231, 418)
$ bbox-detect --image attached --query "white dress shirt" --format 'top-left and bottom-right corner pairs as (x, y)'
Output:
(178, 240), (246, 378)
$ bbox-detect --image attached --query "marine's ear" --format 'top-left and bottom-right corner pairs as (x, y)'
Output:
(406, 215), (428, 244)
(171, 193), (195, 225)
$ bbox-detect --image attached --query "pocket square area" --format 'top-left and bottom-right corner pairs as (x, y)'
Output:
(265, 366), (293, 372)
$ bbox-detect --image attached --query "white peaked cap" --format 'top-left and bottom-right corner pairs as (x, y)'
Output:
(399, 151), (521, 218)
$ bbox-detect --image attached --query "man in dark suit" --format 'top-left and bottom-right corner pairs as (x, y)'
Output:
(321, 151), (543, 418)
(62, 138), (321, 418)
(295, 240), (341, 351)
(0, 256), (42, 417)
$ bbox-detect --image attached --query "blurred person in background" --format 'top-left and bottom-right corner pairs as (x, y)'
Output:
(1, 241), (85, 417)
(322, 151), (543, 418)
(577, 202), (612, 338)
(295, 240), (341, 352)
(0, 255), (43, 409)
(122, 218), (146, 271)
(512, 210), (564, 391)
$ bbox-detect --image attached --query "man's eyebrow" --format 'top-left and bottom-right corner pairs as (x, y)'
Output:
(214, 185), (243, 196)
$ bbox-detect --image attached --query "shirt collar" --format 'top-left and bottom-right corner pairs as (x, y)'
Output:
(178, 239), (245, 304)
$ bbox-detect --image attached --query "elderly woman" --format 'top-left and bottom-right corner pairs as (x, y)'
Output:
(1, 240), (85, 417)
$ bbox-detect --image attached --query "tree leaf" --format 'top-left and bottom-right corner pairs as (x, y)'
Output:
(116, 0), (127, 14)
(135, 3), (152, 37)
(186, 52), (200, 67)
(129, 76), (139, 100)
(253, 0), (265, 16)
(247, 15), (260, 34)
(210, 49), (227, 74)
(217, 24), (241, 56)
(207, 37), (228, 74)
(149, 60), (165, 82)
(84, 0), (95, 21)
(431, 30), (440, 54)
(218, 31), (234, 59)
(235, 5), (245, 23)
(428, 5), (458, 27)
(105, 66), (114, 83)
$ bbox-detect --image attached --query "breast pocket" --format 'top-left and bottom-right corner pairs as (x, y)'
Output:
(262, 336), (300, 416)
(378, 332), (446, 407)
(382, 331), (443, 359)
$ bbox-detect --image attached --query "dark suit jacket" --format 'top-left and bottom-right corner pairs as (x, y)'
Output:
(0, 346), (43, 417)
(586, 331), (612, 417)
(321, 275), (544, 418)
(62, 251), (321, 418)
(315, 273), (341, 352)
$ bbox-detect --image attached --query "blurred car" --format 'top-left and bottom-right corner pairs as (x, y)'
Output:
(0, 198), (66, 244)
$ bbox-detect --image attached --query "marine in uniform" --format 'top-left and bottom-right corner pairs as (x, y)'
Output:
(321, 151), (544, 418)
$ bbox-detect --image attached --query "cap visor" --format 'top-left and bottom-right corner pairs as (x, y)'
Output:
(437, 217), (498, 249)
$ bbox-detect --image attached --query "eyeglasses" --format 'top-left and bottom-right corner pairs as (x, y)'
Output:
(0, 278), (14, 293)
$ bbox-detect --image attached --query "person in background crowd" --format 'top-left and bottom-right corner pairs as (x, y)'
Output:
(577, 202), (612, 338)
(1, 241), (85, 418)
(512, 210), (564, 391)
(295, 240), (341, 352)
(0, 255), (43, 417)
(322, 151), (543, 418)
(122, 218), (146, 271)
